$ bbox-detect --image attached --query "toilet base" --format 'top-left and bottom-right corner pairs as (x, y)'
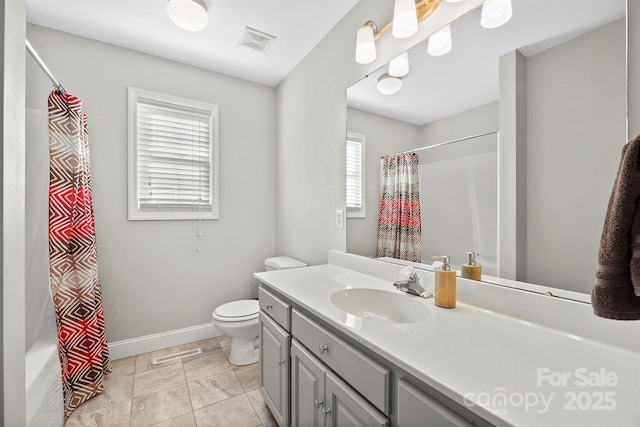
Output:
(228, 336), (259, 366)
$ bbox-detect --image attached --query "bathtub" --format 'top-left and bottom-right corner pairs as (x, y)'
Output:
(25, 333), (64, 427)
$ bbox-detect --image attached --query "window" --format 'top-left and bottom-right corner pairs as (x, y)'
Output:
(346, 132), (366, 218)
(128, 88), (219, 220)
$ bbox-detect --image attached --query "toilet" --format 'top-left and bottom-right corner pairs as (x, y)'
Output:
(212, 256), (307, 365)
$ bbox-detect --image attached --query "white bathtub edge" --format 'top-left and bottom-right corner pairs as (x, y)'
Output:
(25, 335), (63, 427)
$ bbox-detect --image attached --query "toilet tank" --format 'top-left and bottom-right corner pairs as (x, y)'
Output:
(264, 256), (307, 271)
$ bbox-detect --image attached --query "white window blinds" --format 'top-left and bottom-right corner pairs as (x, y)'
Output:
(128, 88), (219, 220)
(346, 132), (366, 218)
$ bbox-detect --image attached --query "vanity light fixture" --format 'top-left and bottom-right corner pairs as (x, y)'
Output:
(355, 21), (378, 64)
(480, 0), (513, 29)
(393, 0), (419, 39)
(167, 0), (209, 32)
(355, 0), (441, 64)
(388, 52), (410, 77)
(427, 24), (452, 56)
(377, 73), (403, 95)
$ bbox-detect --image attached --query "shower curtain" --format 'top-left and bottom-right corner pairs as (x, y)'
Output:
(377, 153), (422, 262)
(48, 90), (111, 418)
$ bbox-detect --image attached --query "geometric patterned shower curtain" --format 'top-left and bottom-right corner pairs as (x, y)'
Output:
(48, 90), (111, 419)
(376, 152), (422, 262)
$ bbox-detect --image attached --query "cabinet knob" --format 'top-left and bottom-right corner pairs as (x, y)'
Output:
(266, 304), (273, 310)
(324, 407), (332, 417)
(318, 345), (329, 354)
(314, 399), (324, 407)
(278, 359), (286, 365)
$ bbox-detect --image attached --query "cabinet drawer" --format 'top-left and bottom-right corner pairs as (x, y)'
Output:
(292, 309), (390, 415)
(259, 286), (291, 331)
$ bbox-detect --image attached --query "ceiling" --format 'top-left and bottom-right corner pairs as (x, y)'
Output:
(25, 0), (627, 121)
(25, 0), (359, 87)
(347, 0), (627, 126)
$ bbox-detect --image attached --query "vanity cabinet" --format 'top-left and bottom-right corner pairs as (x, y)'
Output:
(258, 283), (486, 427)
(291, 339), (388, 427)
(397, 379), (472, 427)
(290, 339), (325, 426)
(259, 311), (290, 427)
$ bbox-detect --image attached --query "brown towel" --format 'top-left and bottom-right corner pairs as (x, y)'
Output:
(592, 135), (640, 320)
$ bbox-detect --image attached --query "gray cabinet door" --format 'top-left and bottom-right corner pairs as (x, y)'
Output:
(325, 371), (388, 427)
(397, 379), (472, 427)
(291, 339), (326, 427)
(260, 312), (290, 427)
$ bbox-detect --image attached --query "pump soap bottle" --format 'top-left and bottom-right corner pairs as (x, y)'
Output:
(431, 256), (456, 309)
(461, 252), (482, 281)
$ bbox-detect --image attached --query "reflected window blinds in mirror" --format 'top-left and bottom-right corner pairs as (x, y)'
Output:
(346, 132), (366, 218)
(355, 0), (513, 64)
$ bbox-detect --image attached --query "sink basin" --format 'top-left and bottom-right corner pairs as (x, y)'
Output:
(330, 289), (430, 323)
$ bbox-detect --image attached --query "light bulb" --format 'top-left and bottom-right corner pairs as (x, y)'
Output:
(481, 0), (513, 29)
(427, 25), (452, 56)
(389, 52), (409, 77)
(393, 0), (418, 39)
(355, 22), (377, 64)
(167, 0), (208, 32)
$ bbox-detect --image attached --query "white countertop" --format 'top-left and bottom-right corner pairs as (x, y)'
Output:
(255, 260), (640, 427)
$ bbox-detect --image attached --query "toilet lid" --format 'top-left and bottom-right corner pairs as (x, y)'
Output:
(213, 300), (259, 322)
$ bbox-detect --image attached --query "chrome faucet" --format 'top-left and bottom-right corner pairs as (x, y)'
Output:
(393, 271), (433, 299)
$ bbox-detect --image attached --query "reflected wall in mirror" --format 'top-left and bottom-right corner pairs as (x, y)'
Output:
(346, 0), (626, 296)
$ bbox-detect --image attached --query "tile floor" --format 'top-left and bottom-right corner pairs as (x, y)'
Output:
(64, 336), (277, 427)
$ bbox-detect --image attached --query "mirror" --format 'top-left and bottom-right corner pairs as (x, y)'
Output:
(346, 0), (627, 297)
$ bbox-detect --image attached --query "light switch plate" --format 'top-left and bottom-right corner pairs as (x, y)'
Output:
(335, 209), (345, 228)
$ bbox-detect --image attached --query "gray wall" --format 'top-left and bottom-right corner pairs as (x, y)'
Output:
(346, 108), (419, 258)
(525, 18), (626, 292)
(25, 25), (278, 342)
(419, 102), (499, 143)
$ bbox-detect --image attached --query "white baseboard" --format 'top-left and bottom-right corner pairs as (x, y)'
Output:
(108, 323), (222, 360)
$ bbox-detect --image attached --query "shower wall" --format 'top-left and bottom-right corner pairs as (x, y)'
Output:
(25, 108), (57, 350)
(25, 108), (64, 426)
(419, 138), (498, 274)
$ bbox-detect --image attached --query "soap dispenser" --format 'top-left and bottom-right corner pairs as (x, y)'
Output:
(431, 256), (456, 309)
(461, 252), (482, 281)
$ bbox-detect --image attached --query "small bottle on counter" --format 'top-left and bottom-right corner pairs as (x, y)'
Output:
(431, 255), (456, 309)
(461, 251), (482, 281)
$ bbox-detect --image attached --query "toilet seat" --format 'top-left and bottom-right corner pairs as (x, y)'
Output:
(212, 300), (259, 322)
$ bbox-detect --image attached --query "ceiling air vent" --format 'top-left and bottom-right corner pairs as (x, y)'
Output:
(239, 26), (276, 53)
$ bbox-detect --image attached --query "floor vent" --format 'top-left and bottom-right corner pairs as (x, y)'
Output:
(239, 26), (276, 52)
(152, 348), (201, 365)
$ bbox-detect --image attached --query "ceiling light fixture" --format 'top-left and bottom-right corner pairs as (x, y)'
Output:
(355, 0), (441, 64)
(167, 0), (209, 32)
(377, 73), (403, 95)
(427, 24), (452, 56)
(388, 52), (410, 77)
(480, 0), (513, 29)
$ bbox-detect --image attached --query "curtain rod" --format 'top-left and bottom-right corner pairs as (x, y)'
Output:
(25, 39), (65, 93)
(381, 130), (499, 159)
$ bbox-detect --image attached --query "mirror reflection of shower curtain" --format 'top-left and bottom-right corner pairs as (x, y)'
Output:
(377, 153), (422, 262)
